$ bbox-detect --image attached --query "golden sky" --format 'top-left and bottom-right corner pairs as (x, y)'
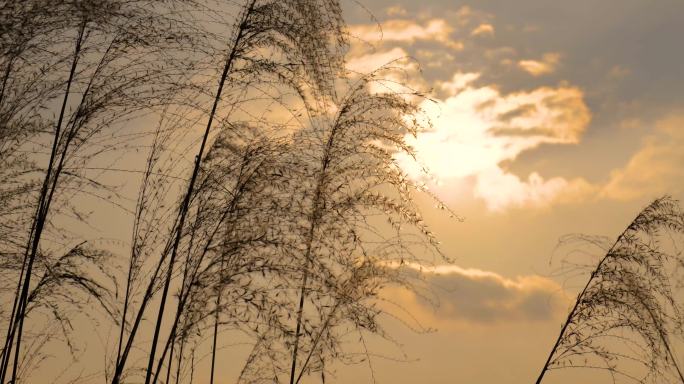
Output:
(337, 0), (684, 382)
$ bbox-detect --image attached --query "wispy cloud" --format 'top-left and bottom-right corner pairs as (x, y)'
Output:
(385, 5), (408, 17)
(348, 19), (463, 50)
(345, 47), (427, 94)
(471, 23), (495, 37)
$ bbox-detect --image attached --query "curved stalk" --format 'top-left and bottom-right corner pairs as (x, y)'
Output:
(1, 20), (87, 384)
(142, 2), (256, 381)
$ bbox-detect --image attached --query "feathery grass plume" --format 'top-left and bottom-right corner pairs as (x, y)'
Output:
(536, 196), (684, 383)
(0, 0), (82, 290)
(0, 241), (119, 382)
(147, 126), (294, 384)
(111, 1), (348, 382)
(108, 105), (192, 384)
(235, 65), (454, 383)
(0, 0), (205, 382)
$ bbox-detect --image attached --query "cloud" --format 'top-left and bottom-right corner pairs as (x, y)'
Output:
(348, 19), (463, 50)
(345, 47), (427, 94)
(608, 65), (631, 79)
(475, 169), (594, 212)
(601, 114), (684, 200)
(392, 264), (567, 325)
(385, 5), (407, 17)
(454, 5), (475, 26)
(471, 23), (495, 37)
(416, 49), (456, 68)
(518, 52), (561, 76)
(397, 72), (592, 211)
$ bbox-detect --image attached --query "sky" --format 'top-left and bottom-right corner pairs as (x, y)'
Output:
(334, 0), (684, 382)
(14, 1), (684, 383)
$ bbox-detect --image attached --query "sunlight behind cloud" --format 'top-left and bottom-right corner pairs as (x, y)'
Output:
(397, 72), (593, 211)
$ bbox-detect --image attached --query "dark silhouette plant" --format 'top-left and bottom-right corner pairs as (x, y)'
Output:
(537, 196), (684, 384)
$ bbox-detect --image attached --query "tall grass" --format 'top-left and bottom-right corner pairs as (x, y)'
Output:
(536, 196), (684, 384)
(0, 1), (461, 383)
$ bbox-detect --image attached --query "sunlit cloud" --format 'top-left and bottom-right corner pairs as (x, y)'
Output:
(397, 72), (593, 211)
(471, 23), (495, 37)
(475, 169), (594, 212)
(346, 8), (680, 212)
(601, 114), (684, 200)
(348, 18), (463, 50)
(391, 263), (567, 325)
(518, 52), (561, 76)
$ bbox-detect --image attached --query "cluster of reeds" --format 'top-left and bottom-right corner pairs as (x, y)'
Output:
(1, 1), (450, 383)
(7, 2), (682, 384)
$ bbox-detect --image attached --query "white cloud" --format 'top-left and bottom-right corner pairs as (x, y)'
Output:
(518, 52), (561, 76)
(397, 73), (592, 211)
(474, 169), (593, 212)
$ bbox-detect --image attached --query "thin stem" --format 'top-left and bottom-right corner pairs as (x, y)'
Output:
(289, 259), (311, 384)
(174, 337), (185, 384)
(164, 340), (175, 384)
(210, 267), (223, 384)
(645, 304), (684, 382)
(142, 3), (256, 382)
(535, 214), (641, 383)
(115, 122), (162, 370)
(0, 219), (35, 378)
(150, 214), (201, 384)
(295, 301), (340, 384)
(112, 233), (175, 384)
(3, 20), (86, 384)
(290, 96), (344, 384)
(0, 55), (15, 107)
